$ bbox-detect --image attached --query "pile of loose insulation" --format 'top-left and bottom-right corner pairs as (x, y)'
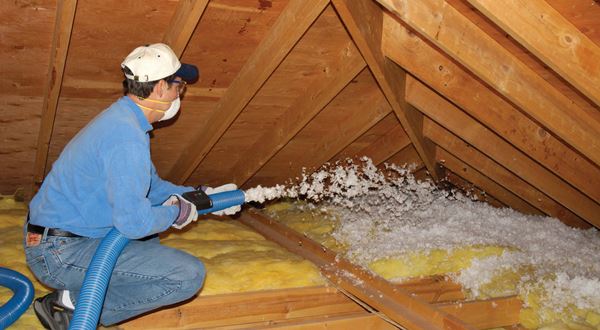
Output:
(258, 157), (600, 329)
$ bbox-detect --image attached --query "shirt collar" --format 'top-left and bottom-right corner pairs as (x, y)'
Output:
(119, 96), (153, 133)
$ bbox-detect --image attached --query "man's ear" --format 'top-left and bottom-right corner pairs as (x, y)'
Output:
(153, 80), (166, 98)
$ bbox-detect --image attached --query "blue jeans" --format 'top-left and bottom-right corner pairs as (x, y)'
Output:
(24, 227), (205, 325)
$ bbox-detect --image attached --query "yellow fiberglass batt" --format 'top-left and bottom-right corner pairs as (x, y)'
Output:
(0, 196), (325, 329)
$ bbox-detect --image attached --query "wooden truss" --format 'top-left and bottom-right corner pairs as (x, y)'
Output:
(118, 210), (522, 329)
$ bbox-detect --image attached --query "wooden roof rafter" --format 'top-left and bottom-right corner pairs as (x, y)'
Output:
(426, 120), (589, 229)
(166, 0), (331, 185)
(32, 0), (78, 190)
(163, 0), (210, 57)
(443, 170), (509, 211)
(408, 78), (596, 227)
(331, 0), (442, 182)
(377, 0), (600, 168)
(381, 12), (600, 204)
(436, 148), (542, 216)
(467, 0), (600, 107)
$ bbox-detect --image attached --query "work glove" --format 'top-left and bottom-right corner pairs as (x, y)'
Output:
(163, 194), (198, 229)
(204, 183), (242, 216)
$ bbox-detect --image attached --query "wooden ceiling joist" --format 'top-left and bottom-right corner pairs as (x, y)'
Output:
(381, 16), (600, 204)
(230, 43), (367, 187)
(120, 286), (363, 329)
(436, 148), (542, 216)
(162, 0), (210, 57)
(466, 0), (600, 107)
(424, 119), (590, 229)
(377, 0), (600, 167)
(331, 0), (440, 182)
(166, 0), (330, 184)
(257, 313), (397, 329)
(436, 296), (521, 329)
(32, 0), (78, 189)
(240, 210), (473, 330)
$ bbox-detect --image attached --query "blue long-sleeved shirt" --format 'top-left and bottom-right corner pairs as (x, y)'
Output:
(29, 96), (193, 239)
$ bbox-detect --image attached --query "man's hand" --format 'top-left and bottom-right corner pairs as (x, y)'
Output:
(204, 183), (242, 216)
(163, 194), (198, 229)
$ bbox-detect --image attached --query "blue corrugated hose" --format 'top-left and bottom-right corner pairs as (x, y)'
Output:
(69, 189), (246, 330)
(0, 267), (35, 329)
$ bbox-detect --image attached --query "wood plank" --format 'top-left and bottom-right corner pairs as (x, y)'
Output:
(383, 145), (424, 171)
(407, 76), (599, 227)
(32, 0), (78, 189)
(436, 148), (542, 215)
(396, 276), (465, 303)
(332, 0), (440, 181)
(444, 170), (508, 210)
(381, 8), (600, 204)
(238, 313), (397, 329)
(229, 40), (366, 186)
(163, 0), (210, 57)
(358, 124), (411, 166)
(119, 286), (363, 330)
(246, 69), (392, 188)
(467, 0), (600, 107)
(436, 296), (522, 329)
(240, 210), (474, 330)
(377, 0), (600, 167)
(424, 119), (590, 229)
(332, 113), (400, 162)
(166, 0), (330, 184)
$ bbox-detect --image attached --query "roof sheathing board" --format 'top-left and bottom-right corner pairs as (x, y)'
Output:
(188, 6), (355, 186)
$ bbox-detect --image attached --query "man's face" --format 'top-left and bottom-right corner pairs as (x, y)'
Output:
(166, 78), (186, 100)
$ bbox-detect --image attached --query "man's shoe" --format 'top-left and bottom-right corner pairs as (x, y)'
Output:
(33, 291), (73, 330)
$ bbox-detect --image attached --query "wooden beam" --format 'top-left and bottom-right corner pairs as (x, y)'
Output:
(407, 77), (599, 227)
(166, 0), (330, 184)
(251, 312), (398, 329)
(240, 210), (474, 330)
(396, 276), (465, 303)
(466, 0), (600, 107)
(424, 119), (590, 229)
(230, 42), (366, 186)
(381, 16), (600, 204)
(32, 0), (78, 189)
(436, 148), (542, 216)
(331, 0), (440, 181)
(444, 170), (508, 210)
(377, 0), (600, 167)
(119, 286), (362, 329)
(436, 296), (522, 329)
(163, 0), (210, 57)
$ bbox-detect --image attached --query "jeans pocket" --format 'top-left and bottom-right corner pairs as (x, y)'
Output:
(26, 254), (50, 283)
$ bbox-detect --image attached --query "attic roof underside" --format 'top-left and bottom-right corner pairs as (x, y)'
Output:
(1, 0), (599, 229)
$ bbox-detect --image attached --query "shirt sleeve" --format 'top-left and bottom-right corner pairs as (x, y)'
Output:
(147, 163), (195, 205)
(104, 142), (179, 239)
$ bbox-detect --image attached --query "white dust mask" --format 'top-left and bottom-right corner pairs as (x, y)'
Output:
(159, 97), (180, 122)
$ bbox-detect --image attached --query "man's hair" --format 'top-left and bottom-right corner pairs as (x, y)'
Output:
(122, 66), (175, 98)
